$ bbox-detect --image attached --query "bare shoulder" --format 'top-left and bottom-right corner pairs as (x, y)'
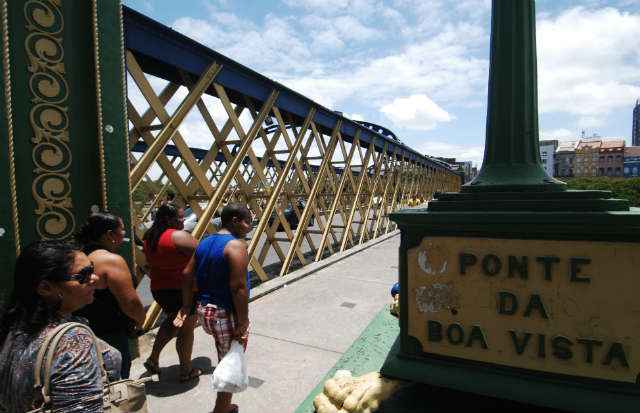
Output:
(224, 238), (248, 258)
(172, 229), (194, 241)
(172, 230), (196, 246)
(90, 250), (127, 268)
(225, 238), (247, 251)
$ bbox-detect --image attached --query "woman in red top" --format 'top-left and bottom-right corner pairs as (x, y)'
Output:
(143, 204), (201, 381)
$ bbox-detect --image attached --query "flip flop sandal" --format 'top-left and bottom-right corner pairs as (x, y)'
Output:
(179, 367), (203, 382)
(210, 406), (237, 413)
(143, 359), (161, 375)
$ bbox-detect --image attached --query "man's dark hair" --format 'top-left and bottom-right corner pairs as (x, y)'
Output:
(220, 203), (251, 228)
(166, 190), (176, 202)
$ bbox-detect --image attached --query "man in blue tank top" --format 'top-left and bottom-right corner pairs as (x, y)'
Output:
(175, 203), (252, 413)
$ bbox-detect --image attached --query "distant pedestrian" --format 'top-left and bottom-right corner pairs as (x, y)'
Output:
(75, 212), (145, 378)
(143, 204), (201, 382)
(175, 203), (252, 413)
(162, 190), (176, 206)
(0, 240), (121, 412)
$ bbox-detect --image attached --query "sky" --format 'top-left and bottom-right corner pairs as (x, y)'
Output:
(123, 0), (640, 167)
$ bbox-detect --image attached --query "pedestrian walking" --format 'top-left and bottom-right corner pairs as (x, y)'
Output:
(142, 203), (201, 382)
(174, 203), (252, 413)
(75, 212), (145, 378)
(0, 240), (121, 412)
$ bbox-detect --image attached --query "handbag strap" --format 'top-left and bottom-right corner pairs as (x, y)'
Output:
(33, 322), (108, 406)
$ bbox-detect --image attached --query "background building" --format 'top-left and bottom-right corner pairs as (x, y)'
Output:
(554, 141), (577, 177)
(598, 139), (625, 177)
(633, 100), (640, 147)
(624, 146), (640, 178)
(454, 161), (474, 183)
(575, 139), (602, 177)
(539, 140), (558, 176)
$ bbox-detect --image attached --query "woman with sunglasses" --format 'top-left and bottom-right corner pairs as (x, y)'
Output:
(142, 203), (201, 382)
(0, 240), (122, 412)
(76, 212), (145, 379)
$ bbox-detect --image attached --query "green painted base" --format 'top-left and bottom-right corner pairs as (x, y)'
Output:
(390, 208), (640, 243)
(427, 190), (630, 212)
(381, 343), (639, 413)
(386, 207), (640, 413)
(295, 309), (566, 413)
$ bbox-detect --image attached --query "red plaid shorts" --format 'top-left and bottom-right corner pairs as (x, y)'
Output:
(197, 303), (246, 360)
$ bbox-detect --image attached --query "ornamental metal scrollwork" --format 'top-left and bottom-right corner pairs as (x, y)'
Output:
(24, 0), (74, 239)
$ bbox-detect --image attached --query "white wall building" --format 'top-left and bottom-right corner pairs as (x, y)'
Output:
(539, 140), (558, 176)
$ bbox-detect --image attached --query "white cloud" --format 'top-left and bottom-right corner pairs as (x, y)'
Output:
(417, 140), (484, 167)
(160, 0), (640, 165)
(577, 116), (607, 129)
(172, 14), (314, 75)
(282, 22), (488, 109)
(282, 0), (349, 13)
(333, 15), (382, 41)
(537, 7), (640, 120)
(344, 112), (365, 121)
(380, 94), (453, 131)
(541, 128), (575, 140)
(282, 0), (389, 18)
(311, 30), (345, 52)
(171, 1), (489, 125)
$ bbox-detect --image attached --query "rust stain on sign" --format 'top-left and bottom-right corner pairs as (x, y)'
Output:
(415, 283), (458, 313)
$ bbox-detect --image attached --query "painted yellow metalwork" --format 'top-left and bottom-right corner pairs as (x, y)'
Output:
(124, 50), (460, 325)
(248, 107), (316, 259)
(406, 236), (640, 383)
(359, 142), (387, 245)
(280, 121), (341, 275)
(127, 51), (221, 190)
(315, 132), (360, 261)
(340, 141), (373, 252)
(192, 87), (279, 239)
(25, 0), (76, 240)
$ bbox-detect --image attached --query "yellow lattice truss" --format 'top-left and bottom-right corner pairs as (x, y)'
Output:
(124, 51), (461, 329)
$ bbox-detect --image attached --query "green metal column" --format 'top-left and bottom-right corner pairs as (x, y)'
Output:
(468, 0), (562, 190)
(0, 0), (132, 296)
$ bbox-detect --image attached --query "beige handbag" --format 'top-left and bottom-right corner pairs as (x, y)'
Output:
(28, 322), (150, 412)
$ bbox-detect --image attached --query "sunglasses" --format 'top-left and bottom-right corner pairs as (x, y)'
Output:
(61, 263), (95, 284)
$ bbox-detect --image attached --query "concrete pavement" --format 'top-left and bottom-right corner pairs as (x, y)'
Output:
(130, 231), (400, 412)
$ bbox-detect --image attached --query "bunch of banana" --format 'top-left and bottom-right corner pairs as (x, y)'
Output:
(313, 370), (401, 413)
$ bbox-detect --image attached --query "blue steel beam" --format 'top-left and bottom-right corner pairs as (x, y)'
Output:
(131, 142), (348, 174)
(122, 6), (452, 172)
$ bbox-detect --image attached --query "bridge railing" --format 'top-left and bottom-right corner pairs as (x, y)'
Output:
(123, 6), (461, 294)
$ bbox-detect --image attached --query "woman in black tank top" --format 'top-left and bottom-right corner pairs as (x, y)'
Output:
(75, 212), (145, 378)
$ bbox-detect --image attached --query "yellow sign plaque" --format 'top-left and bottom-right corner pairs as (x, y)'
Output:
(407, 237), (640, 383)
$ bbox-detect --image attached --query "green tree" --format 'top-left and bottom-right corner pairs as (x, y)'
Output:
(561, 177), (640, 207)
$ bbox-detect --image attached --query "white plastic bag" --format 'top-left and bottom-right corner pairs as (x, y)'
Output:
(211, 341), (248, 393)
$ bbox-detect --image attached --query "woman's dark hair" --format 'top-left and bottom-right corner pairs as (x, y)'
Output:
(0, 240), (78, 345)
(144, 203), (179, 252)
(220, 203), (251, 228)
(76, 211), (120, 252)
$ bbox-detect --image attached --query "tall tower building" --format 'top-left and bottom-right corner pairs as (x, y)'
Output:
(634, 99), (640, 146)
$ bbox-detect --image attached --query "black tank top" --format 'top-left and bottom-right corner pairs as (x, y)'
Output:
(75, 245), (133, 336)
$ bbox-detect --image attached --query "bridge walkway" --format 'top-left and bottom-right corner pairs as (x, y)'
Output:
(130, 231), (400, 412)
